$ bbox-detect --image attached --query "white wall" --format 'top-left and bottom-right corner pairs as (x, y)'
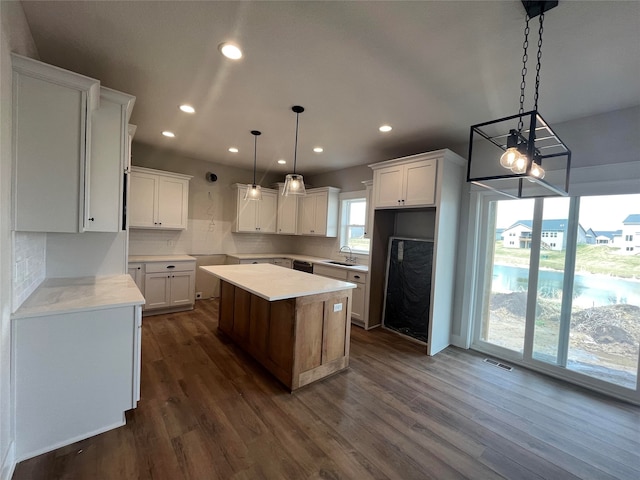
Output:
(0, 2), (39, 478)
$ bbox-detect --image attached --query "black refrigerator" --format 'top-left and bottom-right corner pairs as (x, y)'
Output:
(383, 237), (434, 342)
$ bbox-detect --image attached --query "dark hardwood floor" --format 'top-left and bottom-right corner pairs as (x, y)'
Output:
(13, 299), (640, 479)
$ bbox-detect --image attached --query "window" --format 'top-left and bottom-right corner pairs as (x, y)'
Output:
(339, 195), (370, 254)
(626, 235), (634, 241)
(472, 193), (640, 402)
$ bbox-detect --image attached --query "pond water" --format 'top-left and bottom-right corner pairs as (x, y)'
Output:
(493, 264), (640, 308)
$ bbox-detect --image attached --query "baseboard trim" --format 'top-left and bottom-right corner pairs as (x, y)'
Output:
(1, 441), (15, 480)
(16, 418), (125, 463)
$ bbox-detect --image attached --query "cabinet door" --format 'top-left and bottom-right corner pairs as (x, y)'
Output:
(144, 273), (171, 309)
(129, 172), (157, 228)
(373, 165), (404, 208)
(258, 190), (277, 233)
(351, 283), (365, 321)
(404, 159), (437, 206)
(170, 271), (195, 306)
(236, 189), (259, 232)
(311, 192), (328, 235)
(157, 176), (188, 229)
(128, 263), (143, 292)
(13, 73), (87, 232)
(297, 195), (316, 235)
(277, 188), (297, 234)
(85, 91), (130, 232)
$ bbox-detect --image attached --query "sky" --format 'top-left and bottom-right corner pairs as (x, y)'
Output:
(495, 194), (640, 231)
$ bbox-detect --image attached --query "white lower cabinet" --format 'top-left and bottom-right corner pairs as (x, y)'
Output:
(313, 264), (368, 326)
(143, 262), (195, 312)
(347, 271), (367, 323)
(129, 257), (196, 314)
(14, 304), (141, 460)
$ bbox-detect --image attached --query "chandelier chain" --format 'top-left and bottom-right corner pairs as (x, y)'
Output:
(518, 14), (530, 132)
(534, 12), (545, 111)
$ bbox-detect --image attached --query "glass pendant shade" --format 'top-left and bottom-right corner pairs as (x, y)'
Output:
(499, 147), (519, 169)
(283, 173), (306, 196)
(283, 105), (307, 196)
(246, 130), (262, 201)
(244, 184), (262, 201)
(530, 161), (545, 179)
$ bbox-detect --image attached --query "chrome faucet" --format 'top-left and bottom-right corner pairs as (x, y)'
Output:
(339, 245), (357, 264)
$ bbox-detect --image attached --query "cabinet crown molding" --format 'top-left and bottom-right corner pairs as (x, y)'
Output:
(130, 166), (193, 181)
(369, 148), (465, 170)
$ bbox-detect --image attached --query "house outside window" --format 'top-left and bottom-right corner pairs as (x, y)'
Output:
(339, 195), (370, 254)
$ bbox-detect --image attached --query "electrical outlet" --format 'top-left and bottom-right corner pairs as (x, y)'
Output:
(333, 303), (343, 312)
(195, 292), (203, 299)
(167, 240), (175, 247)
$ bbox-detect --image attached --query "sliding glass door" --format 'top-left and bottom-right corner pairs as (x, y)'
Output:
(472, 193), (640, 401)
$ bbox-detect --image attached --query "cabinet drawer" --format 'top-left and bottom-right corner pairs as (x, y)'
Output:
(144, 261), (195, 273)
(347, 271), (367, 284)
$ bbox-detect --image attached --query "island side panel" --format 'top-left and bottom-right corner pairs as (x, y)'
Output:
(292, 289), (352, 390)
(219, 280), (235, 333)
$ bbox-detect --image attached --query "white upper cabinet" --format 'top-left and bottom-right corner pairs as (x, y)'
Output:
(372, 157), (437, 208)
(12, 54), (100, 232)
(233, 184), (277, 233)
(129, 167), (191, 230)
(276, 183), (298, 235)
(85, 87), (135, 232)
(296, 187), (340, 237)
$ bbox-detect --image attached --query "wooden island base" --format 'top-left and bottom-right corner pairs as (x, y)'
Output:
(219, 280), (352, 391)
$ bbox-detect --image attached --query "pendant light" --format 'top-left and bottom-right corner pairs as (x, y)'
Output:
(244, 130), (262, 201)
(467, 1), (571, 198)
(282, 105), (306, 196)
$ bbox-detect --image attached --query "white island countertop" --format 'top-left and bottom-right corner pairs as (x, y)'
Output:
(12, 275), (145, 319)
(200, 264), (356, 301)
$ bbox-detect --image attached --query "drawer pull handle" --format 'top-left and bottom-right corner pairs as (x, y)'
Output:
(167, 265), (175, 269)
(354, 275), (360, 279)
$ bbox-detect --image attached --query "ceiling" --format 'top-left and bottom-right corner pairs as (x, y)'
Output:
(20, 1), (640, 175)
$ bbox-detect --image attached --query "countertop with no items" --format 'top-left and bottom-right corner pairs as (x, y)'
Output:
(12, 275), (145, 319)
(200, 263), (356, 301)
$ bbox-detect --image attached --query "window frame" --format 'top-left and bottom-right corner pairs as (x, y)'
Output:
(338, 191), (370, 256)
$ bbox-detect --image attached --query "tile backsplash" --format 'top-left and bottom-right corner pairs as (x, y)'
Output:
(13, 231), (46, 311)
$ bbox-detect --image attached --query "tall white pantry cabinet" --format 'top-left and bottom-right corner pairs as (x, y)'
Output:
(11, 54), (144, 461)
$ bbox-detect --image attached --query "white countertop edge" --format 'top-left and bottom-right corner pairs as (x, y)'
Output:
(200, 264), (356, 302)
(12, 275), (145, 320)
(128, 254), (196, 263)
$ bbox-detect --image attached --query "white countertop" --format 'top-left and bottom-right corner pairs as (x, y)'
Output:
(226, 253), (368, 273)
(13, 275), (145, 319)
(200, 264), (356, 301)
(129, 254), (196, 263)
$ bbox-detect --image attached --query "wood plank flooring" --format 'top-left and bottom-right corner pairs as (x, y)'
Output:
(13, 299), (640, 479)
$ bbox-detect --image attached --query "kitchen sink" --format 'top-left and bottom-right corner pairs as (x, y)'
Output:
(324, 261), (356, 267)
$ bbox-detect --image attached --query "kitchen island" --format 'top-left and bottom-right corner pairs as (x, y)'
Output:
(200, 264), (355, 391)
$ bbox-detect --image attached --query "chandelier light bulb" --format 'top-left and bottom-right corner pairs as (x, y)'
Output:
(511, 154), (528, 174)
(500, 147), (519, 169)
(530, 162), (545, 179)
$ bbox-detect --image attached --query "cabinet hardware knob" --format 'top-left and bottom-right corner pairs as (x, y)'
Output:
(354, 275), (360, 279)
(88, 217), (94, 221)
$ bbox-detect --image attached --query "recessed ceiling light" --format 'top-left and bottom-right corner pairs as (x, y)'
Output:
(313, 147), (323, 153)
(162, 131), (175, 138)
(228, 147), (239, 153)
(379, 125), (392, 132)
(277, 159), (286, 165)
(218, 42), (243, 60)
(179, 104), (195, 114)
